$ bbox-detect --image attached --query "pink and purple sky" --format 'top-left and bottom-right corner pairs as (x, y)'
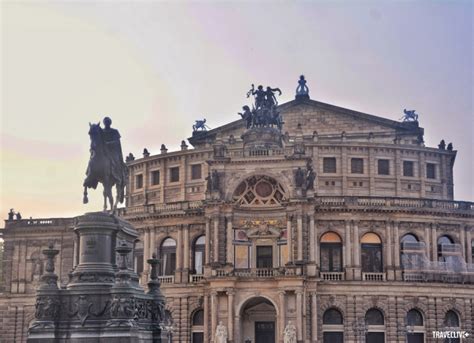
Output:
(1, 1), (473, 219)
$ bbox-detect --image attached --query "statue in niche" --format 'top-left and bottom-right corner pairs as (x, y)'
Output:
(306, 163), (316, 191)
(31, 256), (43, 281)
(215, 321), (228, 343)
(295, 167), (305, 188)
(283, 321), (297, 343)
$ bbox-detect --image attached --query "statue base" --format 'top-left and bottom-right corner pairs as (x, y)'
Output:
(27, 212), (165, 343)
(242, 126), (283, 151)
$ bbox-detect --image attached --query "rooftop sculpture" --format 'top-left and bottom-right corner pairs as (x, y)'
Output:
(238, 83), (284, 130)
(83, 117), (128, 212)
(400, 109), (419, 122)
(193, 118), (210, 132)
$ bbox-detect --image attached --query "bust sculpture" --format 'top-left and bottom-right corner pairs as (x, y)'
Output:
(283, 321), (297, 343)
(215, 321), (228, 343)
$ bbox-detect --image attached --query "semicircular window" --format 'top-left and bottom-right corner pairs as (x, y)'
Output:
(233, 175), (287, 206)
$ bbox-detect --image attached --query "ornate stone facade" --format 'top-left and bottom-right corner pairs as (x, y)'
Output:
(1, 95), (473, 342)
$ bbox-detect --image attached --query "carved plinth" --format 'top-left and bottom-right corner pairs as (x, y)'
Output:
(242, 126), (282, 150)
(28, 212), (164, 343)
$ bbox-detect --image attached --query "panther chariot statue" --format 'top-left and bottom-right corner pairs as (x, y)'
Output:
(238, 83), (284, 130)
(400, 109), (419, 122)
(83, 117), (128, 213)
(193, 118), (210, 132)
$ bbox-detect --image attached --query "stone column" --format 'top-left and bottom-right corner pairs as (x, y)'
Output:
(431, 223), (437, 262)
(204, 294), (209, 342)
(234, 314), (241, 343)
(353, 221), (361, 280)
(226, 215), (234, 265)
(150, 228), (156, 257)
(297, 214), (303, 261)
(314, 219), (319, 268)
(183, 225), (190, 270)
(392, 221), (399, 267)
(386, 221), (392, 266)
(466, 228), (472, 264)
(211, 291), (217, 343)
(143, 228), (150, 280)
(177, 225), (183, 275)
(311, 292), (318, 343)
(278, 291), (286, 343)
(345, 220), (352, 266)
(309, 214), (315, 262)
(227, 290), (235, 342)
(425, 224), (431, 259)
(213, 217), (219, 263)
(460, 224), (466, 259)
(296, 290), (303, 341)
(287, 216), (293, 263)
(205, 217), (211, 264)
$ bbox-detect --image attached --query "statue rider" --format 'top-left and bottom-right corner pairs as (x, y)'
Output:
(265, 86), (282, 108)
(249, 85), (266, 109)
(102, 117), (127, 183)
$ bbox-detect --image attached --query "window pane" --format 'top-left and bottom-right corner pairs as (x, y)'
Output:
(323, 309), (343, 324)
(170, 167), (180, 182)
(362, 244), (383, 272)
(444, 310), (459, 327)
(194, 251), (203, 274)
(407, 333), (424, 343)
(136, 174), (143, 189)
(366, 332), (385, 343)
(365, 309), (384, 325)
(426, 163), (436, 179)
(403, 161), (414, 177)
(351, 158), (364, 174)
(151, 170), (160, 185)
(377, 159), (390, 175)
(191, 164), (202, 180)
(407, 309), (424, 326)
(323, 157), (337, 173)
(192, 310), (204, 325)
(257, 246), (273, 268)
(323, 332), (343, 343)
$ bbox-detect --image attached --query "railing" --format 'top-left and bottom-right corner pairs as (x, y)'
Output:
(363, 272), (385, 281)
(117, 200), (204, 217)
(234, 268), (280, 278)
(4, 218), (73, 229)
(320, 272), (345, 281)
(190, 274), (205, 283)
(214, 267), (300, 278)
(402, 242), (426, 251)
(157, 275), (174, 284)
(439, 244), (462, 253)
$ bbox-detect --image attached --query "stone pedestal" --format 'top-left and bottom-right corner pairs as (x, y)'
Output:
(28, 212), (165, 343)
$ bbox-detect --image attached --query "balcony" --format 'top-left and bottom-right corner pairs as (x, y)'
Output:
(189, 274), (205, 283)
(401, 242), (426, 251)
(158, 275), (174, 284)
(320, 272), (345, 281)
(438, 243), (462, 254)
(213, 267), (300, 278)
(362, 272), (386, 281)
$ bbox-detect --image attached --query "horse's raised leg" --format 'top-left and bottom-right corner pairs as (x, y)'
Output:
(106, 185), (114, 213)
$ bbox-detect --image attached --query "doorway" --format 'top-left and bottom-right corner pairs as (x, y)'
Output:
(255, 321), (275, 343)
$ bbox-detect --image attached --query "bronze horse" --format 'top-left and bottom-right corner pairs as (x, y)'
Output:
(83, 122), (127, 212)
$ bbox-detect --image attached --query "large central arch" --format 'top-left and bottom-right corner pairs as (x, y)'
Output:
(237, 296), (279, 343)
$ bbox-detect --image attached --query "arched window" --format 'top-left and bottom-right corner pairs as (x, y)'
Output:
(232, 175), (287, 206)
(160, 238), (176, 276)
(322, 308), (344, 343)
(444, 310), (460, 343)
(437, 235), (454, 262)
(193, 236), (205, 275)
(361, 233), (383, 273)
(400, 234), (424, 270)
(320, 232), (343, 272)
(191, 309), (204, 343)
(406, 309), (425, 343)
(365, 308), (385, 343)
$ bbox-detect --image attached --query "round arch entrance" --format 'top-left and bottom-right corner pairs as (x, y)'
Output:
(239, 297), (277, 343)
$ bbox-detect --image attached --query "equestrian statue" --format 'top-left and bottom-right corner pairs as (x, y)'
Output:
(83, 117), (128, 213)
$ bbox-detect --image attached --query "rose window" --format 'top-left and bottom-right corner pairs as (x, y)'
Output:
(232, 175), (286, 206)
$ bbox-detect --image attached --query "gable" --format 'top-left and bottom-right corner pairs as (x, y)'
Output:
(188, 98), (423, 147)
